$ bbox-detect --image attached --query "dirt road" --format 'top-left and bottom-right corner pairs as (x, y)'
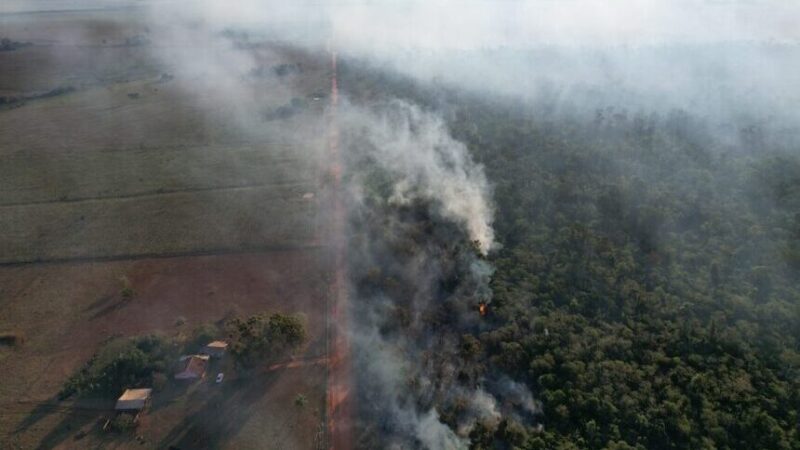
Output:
(326, 48), (354, 450)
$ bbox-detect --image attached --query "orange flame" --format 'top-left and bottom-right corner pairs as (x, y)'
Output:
(478, 303), (488, 316)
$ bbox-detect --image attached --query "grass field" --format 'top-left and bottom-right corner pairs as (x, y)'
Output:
(0, 251), (332, 449)
(1, 9), (333, 449)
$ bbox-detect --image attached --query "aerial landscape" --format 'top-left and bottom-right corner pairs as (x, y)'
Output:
(0, 1), (798, 449)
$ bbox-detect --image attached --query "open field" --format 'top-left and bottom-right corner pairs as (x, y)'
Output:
(0, 186), (318, 264)
(0, 251), (332, 449)
(0, 143), (314, 206)
(0, 12), (153, 97)
(0, 62), (326, 264)
(1, 9), (334, 450)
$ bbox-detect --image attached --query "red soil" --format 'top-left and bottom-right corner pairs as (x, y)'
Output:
(76, 251), (330, 343)
(326, 49), (355, 450)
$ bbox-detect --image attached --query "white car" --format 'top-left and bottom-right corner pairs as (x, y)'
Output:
(215, 373), (224, 383)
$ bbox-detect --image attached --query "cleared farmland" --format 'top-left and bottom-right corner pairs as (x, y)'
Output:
(0, 21), (327, 264)
(0, 9), (333, 450)
(0, 185), (319, 264)
(0, 143), (314, 206)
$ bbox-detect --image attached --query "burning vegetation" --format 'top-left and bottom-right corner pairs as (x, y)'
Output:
(346, 118), (538, 447)
(338, 49), (800, 449)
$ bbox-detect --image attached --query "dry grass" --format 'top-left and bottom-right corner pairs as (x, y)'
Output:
(0, 251), (332, 449)
(0, 16), (328, 265)
(0, 10), (333, 450)
(0, 185), (319, 264)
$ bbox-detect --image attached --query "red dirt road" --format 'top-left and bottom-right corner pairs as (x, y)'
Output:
(266, 356), (328, 372)
(326, 48), (354, 450)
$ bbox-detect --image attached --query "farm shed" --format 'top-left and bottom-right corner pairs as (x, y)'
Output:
(203, 340), (228, 358)
(175, 355), (209, 380)
(115, 388), (152, 411)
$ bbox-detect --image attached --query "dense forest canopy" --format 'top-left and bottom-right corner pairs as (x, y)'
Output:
(340, 58), (800, 449)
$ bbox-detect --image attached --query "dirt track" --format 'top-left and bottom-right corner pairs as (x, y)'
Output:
(326, 48), (354, 450)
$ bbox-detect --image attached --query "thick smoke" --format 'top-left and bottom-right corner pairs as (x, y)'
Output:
(339, 100), (495, 253)
(122, 0), (800, 133)
(338, 97), (511, 448)
(129, 0), (800, 126)
(126, 4), (520, 447)
(332, 92), (550, 449)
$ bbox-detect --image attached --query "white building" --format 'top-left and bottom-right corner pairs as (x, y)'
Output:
(115, 388), (152, 411)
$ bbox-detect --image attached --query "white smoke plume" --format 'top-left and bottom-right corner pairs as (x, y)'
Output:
(132, 0), (800, 128)
(415, 409), (467, 450)
(339, 99), (495, 253)
(125, 12), (508, 448)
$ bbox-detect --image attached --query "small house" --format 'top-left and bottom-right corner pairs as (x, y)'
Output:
(175, 355), (209, 380)
(203, 340), (228, 358)
(115, 388), (152, 411)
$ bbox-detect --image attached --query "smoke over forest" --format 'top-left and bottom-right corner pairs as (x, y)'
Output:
(1, 1), (799, 449)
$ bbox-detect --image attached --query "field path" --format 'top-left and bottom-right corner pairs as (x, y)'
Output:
(326, 48), (354, 450)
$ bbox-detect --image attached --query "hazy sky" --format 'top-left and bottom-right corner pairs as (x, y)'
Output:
(4, 0), (799, 48)
(326, 0), (800, 49)
(4, 1), (798, 121)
